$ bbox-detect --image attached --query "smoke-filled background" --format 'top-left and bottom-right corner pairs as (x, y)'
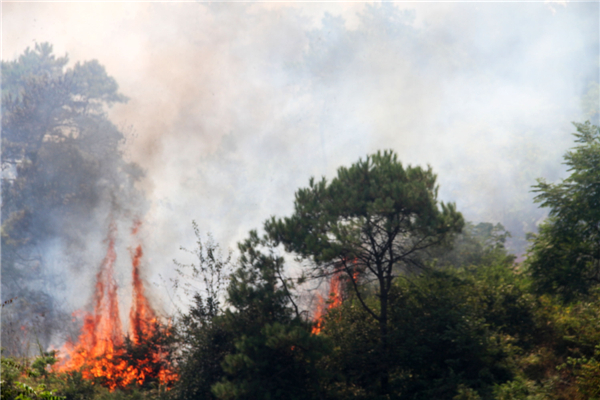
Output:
(2, 1), (599, 355)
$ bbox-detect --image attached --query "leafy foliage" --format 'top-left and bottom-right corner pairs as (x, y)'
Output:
(265, 150), (464, 394)
(211, 232), (330, 400)
(427, 222), (515, 269)
(0, 351), (173, 400)
(212, 322), (329, 400)
(527, 121), (600, 300)
(172, 225), (234, 400)
(173, 222), (232, 322)
(1, 352), (65, 400)
(320, 265), (524, 400)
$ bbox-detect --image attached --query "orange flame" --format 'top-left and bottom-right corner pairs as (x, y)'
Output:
(128, 236), (178, 386)
(130, 244), (156, 344)
(57, 221), (177, 390)
(311, 259), (361, 335)
(311, 270), (343, 335)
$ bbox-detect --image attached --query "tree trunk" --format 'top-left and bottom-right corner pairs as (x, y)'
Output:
(379, 276), (389, 396)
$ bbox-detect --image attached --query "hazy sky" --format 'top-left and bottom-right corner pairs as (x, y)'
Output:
(2, 1), (599, 314)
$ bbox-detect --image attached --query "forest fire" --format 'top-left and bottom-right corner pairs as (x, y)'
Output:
(56, 222), (177, 391)
(312, 259), (362, 335)
(311, 269), (344, 335)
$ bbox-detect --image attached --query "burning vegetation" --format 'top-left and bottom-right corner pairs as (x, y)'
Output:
(311, 265), (356, 335)
(56, 221), (177, 391)
(3, 42), (600, 400)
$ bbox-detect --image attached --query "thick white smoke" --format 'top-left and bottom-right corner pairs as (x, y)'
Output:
(2, 2), (599, 316)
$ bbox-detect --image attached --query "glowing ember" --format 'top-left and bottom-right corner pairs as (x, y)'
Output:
(57, 221), (177, 390)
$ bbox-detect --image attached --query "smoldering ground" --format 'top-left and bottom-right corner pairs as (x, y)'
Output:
(2, 1), (599, 353)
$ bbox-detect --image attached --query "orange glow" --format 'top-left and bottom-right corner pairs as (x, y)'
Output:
(311, 259), (361, 335)
(130, 244), (157, 344)
(311, 270), (344, 335)
(56, 221), (177, 390)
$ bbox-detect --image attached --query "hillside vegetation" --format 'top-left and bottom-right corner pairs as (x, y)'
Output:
(2, 45), (599, 400)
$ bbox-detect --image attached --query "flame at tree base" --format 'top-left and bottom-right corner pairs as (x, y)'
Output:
(56, 221), (177, 391)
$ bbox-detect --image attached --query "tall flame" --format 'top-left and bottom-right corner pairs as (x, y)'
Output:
(311, 270), (343, 335)
(128, 222), (178, 386)
(129, 220), (156, 345)
(130, 245), (157, 344)
(57, 220), (177, 390)
(311, 260), (360, 335)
